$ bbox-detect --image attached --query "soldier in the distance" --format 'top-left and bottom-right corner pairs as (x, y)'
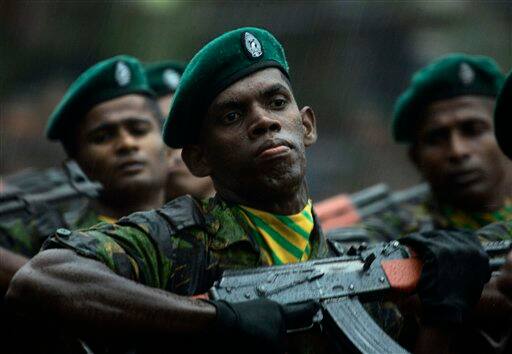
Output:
(337, 54), (512, 243)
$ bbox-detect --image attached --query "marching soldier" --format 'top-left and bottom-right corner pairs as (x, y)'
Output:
(7, 28), (490, 354)
(0, 55), (170, 353)
(340, 54), (512, 243)
(0, 55), (168, 259)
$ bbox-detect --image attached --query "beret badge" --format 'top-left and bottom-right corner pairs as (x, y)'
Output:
(115, 61), (131, 87)
(163, 69), (181, 91)
(243, 32), (263, 59)
(459, 62), (475, 86)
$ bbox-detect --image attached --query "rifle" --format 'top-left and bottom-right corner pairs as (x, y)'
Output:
(209, 239), (512, 354)
(0, 160), (102, 221)
(4, 166), (70, 194)
(316, 183), (430, 231)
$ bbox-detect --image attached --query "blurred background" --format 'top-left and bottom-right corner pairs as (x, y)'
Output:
(1, 1), (511, 200)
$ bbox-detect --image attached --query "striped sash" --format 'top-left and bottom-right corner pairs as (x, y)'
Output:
(237, 200), (314, 265)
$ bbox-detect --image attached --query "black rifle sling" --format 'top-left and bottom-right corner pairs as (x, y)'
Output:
(118, 195), (214, 295)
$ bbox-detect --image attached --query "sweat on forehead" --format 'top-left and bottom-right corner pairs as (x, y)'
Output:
(209, 68), (292, 105)
(163, 27), (290, 148)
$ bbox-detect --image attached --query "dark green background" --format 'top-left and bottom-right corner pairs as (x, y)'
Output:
(1, 1), (511, 200)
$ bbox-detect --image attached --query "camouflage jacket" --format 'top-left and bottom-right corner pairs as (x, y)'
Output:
(0, 201), (104, 257)
(35, 194), (512, 353)
(43, 195), (330, 294)
(329, 194), (512, 243)
(40, 195), (406, 353)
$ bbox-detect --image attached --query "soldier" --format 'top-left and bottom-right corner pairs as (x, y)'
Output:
(337, 54), (512, 243)
(0, 55), (170, 352)
(325, 54), (512, 353)
(0, 55), (168, 259)
(7, 28), (489, 353)
(145, 60), (215, 200)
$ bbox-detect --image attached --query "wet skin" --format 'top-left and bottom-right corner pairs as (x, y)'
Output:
(75, 94), (167, 200)
(182, 68), (317, 214)
(410, 95), (512, 211)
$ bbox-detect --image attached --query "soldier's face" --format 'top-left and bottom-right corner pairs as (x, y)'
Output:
(75, 94), (167, 194)
(411, 95), (512, 208)
(184, 68), (317, 202)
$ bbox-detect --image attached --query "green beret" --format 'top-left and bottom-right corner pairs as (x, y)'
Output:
(494, 70), (512, 159)
(163, 27), (289, 148)
(46, 55), (154, 141)
(144, 60), (187, 96)
(392, 53), (504, 143)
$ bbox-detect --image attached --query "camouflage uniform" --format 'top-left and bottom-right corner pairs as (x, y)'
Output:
(331, 193), (512, 243)
(40, 195), (411, 353)
(0, 201), (105, 257)
(331, 195), (512, 354)
(43, 196), (329, 294)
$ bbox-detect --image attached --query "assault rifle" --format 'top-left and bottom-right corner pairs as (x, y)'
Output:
(209, 239), (511, 354)
(316, 183), (430, 231)
(0, 160), (102, 221)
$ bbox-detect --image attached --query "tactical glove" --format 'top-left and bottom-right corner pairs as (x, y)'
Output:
(400, 229), (490, 325)
(209, 298), (319, 354)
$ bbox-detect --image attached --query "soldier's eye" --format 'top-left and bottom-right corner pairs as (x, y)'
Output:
(270, 98), (287, 109)
(220, 112), (241, 125)
(461, 121), (489, 137)
(129, 122), (151, 136)
(423, 130), (448, 146)
(90, 131), (113, 144)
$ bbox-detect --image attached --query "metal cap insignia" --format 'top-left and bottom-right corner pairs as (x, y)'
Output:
(115, 61), (131, 87)
(243, 32), (263, 59)
(163, 69), (181, 91)
(459, 62), (475, 86)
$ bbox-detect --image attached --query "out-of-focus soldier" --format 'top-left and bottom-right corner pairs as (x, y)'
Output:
(145, 60), (215, 201)
(0, 55), (167, 262)
(331, 54), (512, 354)
(0, 55), (168, 353)
(332, 54), (512, 245)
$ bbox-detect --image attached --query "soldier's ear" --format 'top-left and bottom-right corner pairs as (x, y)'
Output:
(300, 106), (317, 147)
(182, 145), (212, 177)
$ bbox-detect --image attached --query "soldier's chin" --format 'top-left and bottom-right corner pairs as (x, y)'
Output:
(113, 174), (155, 191)
(258, 169), (303, 194)
(449, 185), (490, 207)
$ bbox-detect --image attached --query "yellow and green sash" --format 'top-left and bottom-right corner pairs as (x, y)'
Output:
(237, 200), (314, 265)
(441, 198), (512, 230)
(98, 215), (117, 224)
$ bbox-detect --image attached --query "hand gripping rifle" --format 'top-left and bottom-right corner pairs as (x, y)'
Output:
(209, 240), (512, 354)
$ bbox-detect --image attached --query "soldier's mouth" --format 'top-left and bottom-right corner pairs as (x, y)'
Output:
(117, 160), (146, 174)
(448, 169), (483, 186)
(255, 139), (293, 161)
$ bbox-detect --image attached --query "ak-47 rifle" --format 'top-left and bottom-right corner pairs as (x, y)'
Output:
(316, 183), (430, 231)
(209, 239), (512, 354)
(0, 160), (102, 221)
